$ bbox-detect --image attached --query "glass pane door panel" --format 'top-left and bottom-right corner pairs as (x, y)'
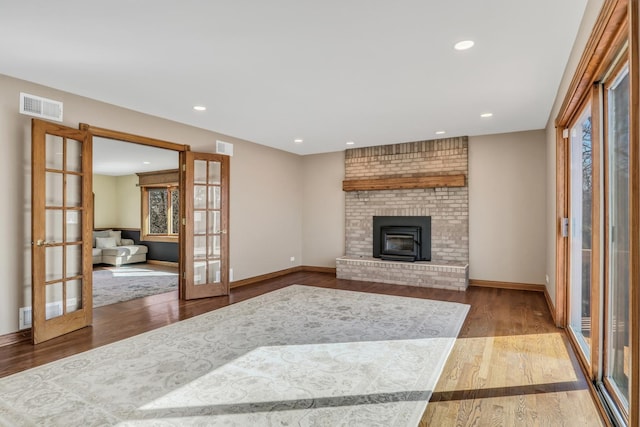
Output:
(208, 162), (221, 184)
(194, 160), (207, 184)
(208, 211), (220, 234)
(568, 104), (593, 360)
(194, 236), (206, 259)
(45, 283), (63, 320)
(194, 261), (206, 285)
(606, 65), (630, 408)
(208, 260), (221, 283)
(209, 236), (220, 257)
(66, 245), (82, 277)
(194, 211), (206, 234)
(209, 186), (220, 209)
(66, 280), (82, 312)
(46, 172), (63, 206)
(66, 211), (81, 242)
(45, 134), (63, 170)
(45, 246), (63, 282)
(45, 210), (63, 242)
(194, 185), (207, 209)
(66, 139), (82, 172)
(66, 175), (82, 207)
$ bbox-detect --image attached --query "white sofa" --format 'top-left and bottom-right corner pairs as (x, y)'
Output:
(92, 230), (148, 266)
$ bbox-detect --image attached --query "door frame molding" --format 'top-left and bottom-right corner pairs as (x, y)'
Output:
(79, 124), (192, 300)
(79, 124), (190, 152)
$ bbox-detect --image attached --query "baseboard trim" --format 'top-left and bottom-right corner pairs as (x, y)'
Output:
(0, 328), (31, 347)
(300, 266), (337, 274)
(230, 266), (337, 289)
(230, 267), (302, 288)
(543, 287), (558, 326)
(469, 279), (546, 292)
(146, 260), (179, 268)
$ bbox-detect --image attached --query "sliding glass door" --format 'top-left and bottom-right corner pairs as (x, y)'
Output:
(603, 62), (630, 413)
(556, 2), (639, 424)
(568, 102), (593, 362)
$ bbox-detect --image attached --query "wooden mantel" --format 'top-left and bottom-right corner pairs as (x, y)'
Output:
(342, 174), (465, 192)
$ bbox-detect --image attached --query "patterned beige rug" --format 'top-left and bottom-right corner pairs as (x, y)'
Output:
(93, 266), (178, 308)
(0, 285), (469, 426)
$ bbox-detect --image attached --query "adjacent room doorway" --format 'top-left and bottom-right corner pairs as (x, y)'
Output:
(30, 119), (230, 343)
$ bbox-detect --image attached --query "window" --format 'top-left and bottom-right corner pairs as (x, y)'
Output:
(137, 169), (180, 242)
(146, 186), (179, 236)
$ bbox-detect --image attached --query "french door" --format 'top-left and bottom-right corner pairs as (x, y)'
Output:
(31, 119), (93, 344)
(31, 120), (232, 343)
(180, 151), (230, 299)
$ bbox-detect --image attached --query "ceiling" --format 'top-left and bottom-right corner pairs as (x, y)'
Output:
(93, 137), (178, 176)
(0, 1), (588, 155)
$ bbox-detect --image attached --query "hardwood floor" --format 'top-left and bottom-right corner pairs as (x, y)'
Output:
(0, 272), (604, 426)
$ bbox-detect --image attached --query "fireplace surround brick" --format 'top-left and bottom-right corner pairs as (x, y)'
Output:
(338, 137), (469, 290)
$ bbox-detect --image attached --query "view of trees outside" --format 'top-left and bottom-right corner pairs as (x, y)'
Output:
(608, 69), (630, 403)
(149, 189), (168, 234)
(148, 187), (179, 235)
(171, 188), (179, 234)
(581, 116), (592, 323)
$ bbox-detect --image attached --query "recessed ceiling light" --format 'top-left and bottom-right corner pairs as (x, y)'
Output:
(480, 112), (493, 118)
(193, 105), (206, 111)
(294, 139), (304, 144)
(454, 40), (475, 51)
(346, 141), (355, 146)
(143, 161), (151, 165)
(435, 131), (446, 135)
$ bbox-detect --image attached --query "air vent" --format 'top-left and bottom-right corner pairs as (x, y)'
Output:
(216, 140), (234, 156)
(18, 300), (76, 329)
(19, 92), (63, 122)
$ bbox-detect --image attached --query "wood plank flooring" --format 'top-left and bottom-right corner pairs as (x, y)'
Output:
(0, 272), (604, 426)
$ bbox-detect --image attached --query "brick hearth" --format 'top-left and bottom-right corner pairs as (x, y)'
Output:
(337, 137), (469, 291)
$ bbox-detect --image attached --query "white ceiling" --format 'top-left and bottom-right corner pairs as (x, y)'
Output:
(0, 1), (588, 155)
(93, 137), (178, 176)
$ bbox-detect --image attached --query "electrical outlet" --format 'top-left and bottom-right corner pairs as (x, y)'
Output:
(290, 256), (295, 262)
(229, 268), (234, 282)
(545, 274), (549, 284)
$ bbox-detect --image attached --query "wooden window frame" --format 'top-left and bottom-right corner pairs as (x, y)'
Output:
(137, 169), (180, 243)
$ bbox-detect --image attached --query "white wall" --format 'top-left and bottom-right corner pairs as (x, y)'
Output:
(93, 174), (118, 228)
(301, 151), (345, 267)
(92, 174), (140, 229)
(469, 130), (546, 284)
(115, 175), (140, 229)
(229, 140), (303, 277)
(544, 0), (604, 306)
(0, 73), (304, 335)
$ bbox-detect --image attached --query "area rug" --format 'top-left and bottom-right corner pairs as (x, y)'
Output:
(0, 285), (469, 426)
(93, 266), (178, 308)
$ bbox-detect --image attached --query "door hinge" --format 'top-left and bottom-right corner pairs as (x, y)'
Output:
(182, 218), (186, 226)
(561, 217), (569, 237)
(182, 164), (186, 172)
(562, 128), (569, 139)
(183, 272), (186, 279)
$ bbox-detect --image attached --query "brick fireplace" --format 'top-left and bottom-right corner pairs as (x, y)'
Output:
(336, 137), (469, 290)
